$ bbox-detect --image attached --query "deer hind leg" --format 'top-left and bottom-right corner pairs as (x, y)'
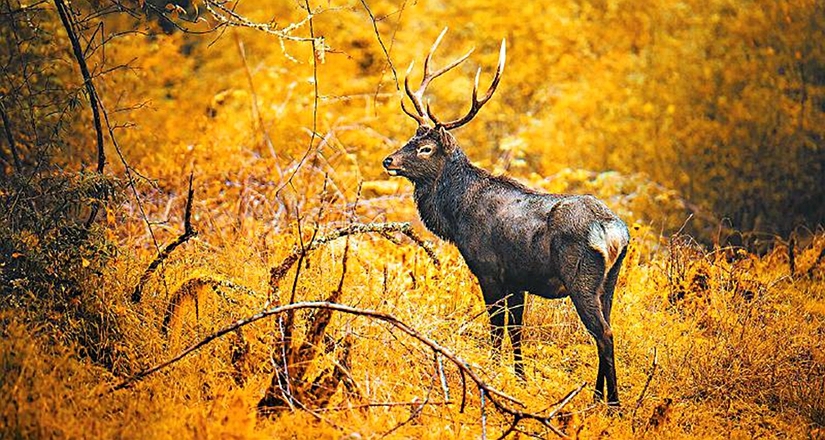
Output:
(561, 249), (619, 407)
(601, 248), (627, 326)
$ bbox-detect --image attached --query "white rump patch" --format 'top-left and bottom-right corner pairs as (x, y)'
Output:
(588, 221), (629, 271)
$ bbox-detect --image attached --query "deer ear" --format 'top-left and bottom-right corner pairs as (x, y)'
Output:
(436, 126), (456, 152)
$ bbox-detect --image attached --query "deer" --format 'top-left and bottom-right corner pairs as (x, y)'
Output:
(382, 29), (630, 406)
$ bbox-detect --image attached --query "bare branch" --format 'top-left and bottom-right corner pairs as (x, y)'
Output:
(269, 222), (439, 296)
(318, 400), (452, 412)
(131, 173), (197, 303)
(54, 0), (105, 226)
(360, 0), (398, 89)
(235, 34), (279, 163)
(632, 347), (659, 433)
(480, 388), (488, 440)
(113, 300), (580, 437)
(436, 352), (450, 402)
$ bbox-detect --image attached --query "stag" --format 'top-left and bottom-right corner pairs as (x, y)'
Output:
(383, 29), (630, 406)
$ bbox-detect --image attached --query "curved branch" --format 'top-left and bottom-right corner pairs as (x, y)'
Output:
(269, 221), (439, 295)
(114, 300), (582, 437)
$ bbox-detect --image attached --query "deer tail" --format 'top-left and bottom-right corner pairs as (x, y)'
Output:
(588, 220), (630, 273)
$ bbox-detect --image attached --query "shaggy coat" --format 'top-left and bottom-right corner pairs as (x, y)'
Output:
(384, 125), (629, 405)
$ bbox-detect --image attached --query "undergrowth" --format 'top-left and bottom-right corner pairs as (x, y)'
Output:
(1, 202), (824, 438)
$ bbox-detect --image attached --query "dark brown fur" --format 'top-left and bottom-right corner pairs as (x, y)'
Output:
(384, 125), (629, 405)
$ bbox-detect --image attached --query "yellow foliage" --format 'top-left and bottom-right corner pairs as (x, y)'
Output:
(2, 0), (825, 438)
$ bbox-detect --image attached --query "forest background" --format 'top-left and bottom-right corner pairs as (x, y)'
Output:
(1, 0), (824, 438)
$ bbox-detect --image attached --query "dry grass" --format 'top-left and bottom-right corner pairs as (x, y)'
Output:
(2, 3), (824, 438)
(2, 217), (824, 439)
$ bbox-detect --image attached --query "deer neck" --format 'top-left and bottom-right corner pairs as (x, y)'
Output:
(413, 149), (479, 242)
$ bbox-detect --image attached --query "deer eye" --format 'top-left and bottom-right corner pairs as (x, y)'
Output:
(417, 145), (434, 156)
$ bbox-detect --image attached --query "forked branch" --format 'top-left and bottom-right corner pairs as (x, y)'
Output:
(131, 173), (197, 303)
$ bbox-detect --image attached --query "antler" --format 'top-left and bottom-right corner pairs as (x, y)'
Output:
(402, 28), (506, 130)
(401, 28), (474, 126)
(432, 39), (506, 130)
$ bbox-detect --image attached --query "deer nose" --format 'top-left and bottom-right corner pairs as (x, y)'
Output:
(383, 157), (393, 169)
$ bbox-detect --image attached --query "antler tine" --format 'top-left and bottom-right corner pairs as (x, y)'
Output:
(426, 48), (474, 86)
(402, 27), (474, 126)
(423, 27), (449, 77)
(441, 38), (506, 130)
(401, 96), (427, 125)
(402, 61), (428, 125)
(426, 100), (443, 127)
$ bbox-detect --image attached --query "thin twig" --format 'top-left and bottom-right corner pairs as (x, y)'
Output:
(546, 382), (588, 419)
(631, 346), (659, 433)
(459, 368), (467, 413)
(202, 0), (318, 43)
(274, 0), (322, 196)
(436, 352), (450, 402)
(480, 388), (488, 440)
(496, 414), (521, 440)
(131, 173), (197, 303)
(235, 33), (279, 164)
(788, 236), (796, 277)
(275, 313), (296, 410)
(360, 0), (398, 89)
(96, 82), (166, 294)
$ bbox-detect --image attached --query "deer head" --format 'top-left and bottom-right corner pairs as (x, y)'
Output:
(383, 28), (506, 182)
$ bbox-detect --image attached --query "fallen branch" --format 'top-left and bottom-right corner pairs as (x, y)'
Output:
(317, 400), (452, 412)
(131, 173), (197, 303)
(114, 300), (581, 437)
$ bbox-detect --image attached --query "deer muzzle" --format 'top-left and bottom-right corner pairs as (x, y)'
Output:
(383, 155), (403, 176)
